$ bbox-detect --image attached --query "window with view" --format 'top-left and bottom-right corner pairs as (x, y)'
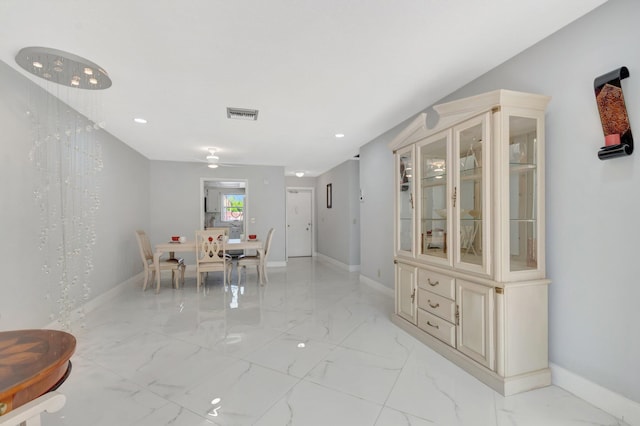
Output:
(221, 194), (244, 221)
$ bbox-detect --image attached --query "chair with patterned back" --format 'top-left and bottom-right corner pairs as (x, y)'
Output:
(135, 230), (185, 291)
(238, 228), (274, 285)
(195, 229), (232, 292)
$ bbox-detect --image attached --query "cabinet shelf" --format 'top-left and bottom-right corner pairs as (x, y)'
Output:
(460, 167), (483, 181)
(421, 178), (447, 188)
(509, 163), (536, 173)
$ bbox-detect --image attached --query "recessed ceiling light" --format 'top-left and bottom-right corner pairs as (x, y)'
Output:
(335, 133), (345, 138)
(134, 118), (147, 124)
(208, 164), (219, 169)
(295, 171), (305, 177)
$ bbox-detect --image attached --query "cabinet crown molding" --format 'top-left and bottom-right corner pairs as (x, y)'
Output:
(389, 90), (551, 152)
(388, 112), (428, 151)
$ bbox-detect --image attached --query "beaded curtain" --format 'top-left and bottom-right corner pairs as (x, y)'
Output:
(27, 80), (104, 330)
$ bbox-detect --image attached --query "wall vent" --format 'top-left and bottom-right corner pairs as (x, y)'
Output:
(227, 107), (259, 121)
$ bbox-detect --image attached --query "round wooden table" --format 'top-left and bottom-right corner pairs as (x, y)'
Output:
(0, 329), (76, 416)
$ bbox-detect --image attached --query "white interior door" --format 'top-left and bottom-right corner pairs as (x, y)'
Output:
(287, 189), (312, 257)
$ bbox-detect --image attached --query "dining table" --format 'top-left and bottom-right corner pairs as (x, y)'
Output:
(153, 238), (264, 293)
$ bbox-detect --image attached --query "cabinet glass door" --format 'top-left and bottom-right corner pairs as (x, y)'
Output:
(397, 146), (414, 255)
(455, 115), (488, 271)
(509, 115), (538, 272)
(419, 133), (449, 262)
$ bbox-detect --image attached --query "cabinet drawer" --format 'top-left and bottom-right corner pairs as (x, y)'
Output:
(418, 289), (456, 323)
(418, 270), (455, 300)
(417, 310), (456, 348)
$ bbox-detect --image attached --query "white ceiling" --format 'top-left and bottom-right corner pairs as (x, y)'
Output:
(0, 0), (606, 176)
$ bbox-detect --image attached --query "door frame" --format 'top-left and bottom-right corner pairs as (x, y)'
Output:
(286, 186), (315, 258)
(200, 178), (249, 235)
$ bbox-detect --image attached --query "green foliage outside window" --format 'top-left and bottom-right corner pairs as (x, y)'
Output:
(222, 194), (244, 221)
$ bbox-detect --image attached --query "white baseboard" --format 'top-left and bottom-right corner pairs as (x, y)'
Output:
(315, 252), (360, 272)
(359, 274), (394, 297)
(45, 273), (142, 330)
(550, 363), (640, 425)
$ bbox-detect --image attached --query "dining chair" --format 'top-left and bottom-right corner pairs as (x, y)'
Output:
(238, 228), (274, 285)
(195, 229), (232, 293)
(135, 230), (185, 291)
(203, 227), (233, 263)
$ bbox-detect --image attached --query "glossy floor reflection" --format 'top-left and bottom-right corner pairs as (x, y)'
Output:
(48, 258), (626, 426)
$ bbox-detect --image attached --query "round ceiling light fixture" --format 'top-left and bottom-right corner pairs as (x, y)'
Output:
(15, 46), (112, 90)
(206, 148), (221, 168)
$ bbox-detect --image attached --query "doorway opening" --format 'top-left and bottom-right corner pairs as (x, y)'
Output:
(201, 179), (248, 256)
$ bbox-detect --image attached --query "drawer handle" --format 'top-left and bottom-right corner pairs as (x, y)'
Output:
(426, 321), (439, 329)
(427, 300), (440, 309)
(427, 278), (439, 286)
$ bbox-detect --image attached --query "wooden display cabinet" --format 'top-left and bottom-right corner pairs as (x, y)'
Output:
(390, 90), (551, 395)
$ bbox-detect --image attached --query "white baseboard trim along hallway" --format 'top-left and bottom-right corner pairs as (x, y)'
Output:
(315, 252), (360, 272)
(550, 363), (640, 425)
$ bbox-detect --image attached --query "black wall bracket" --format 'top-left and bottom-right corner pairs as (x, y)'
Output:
(594, 67), (633, 160)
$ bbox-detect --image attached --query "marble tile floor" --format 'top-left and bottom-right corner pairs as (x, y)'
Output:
(46, 257), (627, 426)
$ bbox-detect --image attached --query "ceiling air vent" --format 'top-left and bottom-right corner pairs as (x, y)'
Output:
(226, 107), (259, 121)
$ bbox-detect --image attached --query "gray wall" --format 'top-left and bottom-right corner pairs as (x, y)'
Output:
(285, 176), (315, 188)
(149, 161), (286, 265)
(0, 60), (149, 330)
(358, 0), (638, 403)
(359, 131), (396, 286)
(316, 159), (360, 267)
